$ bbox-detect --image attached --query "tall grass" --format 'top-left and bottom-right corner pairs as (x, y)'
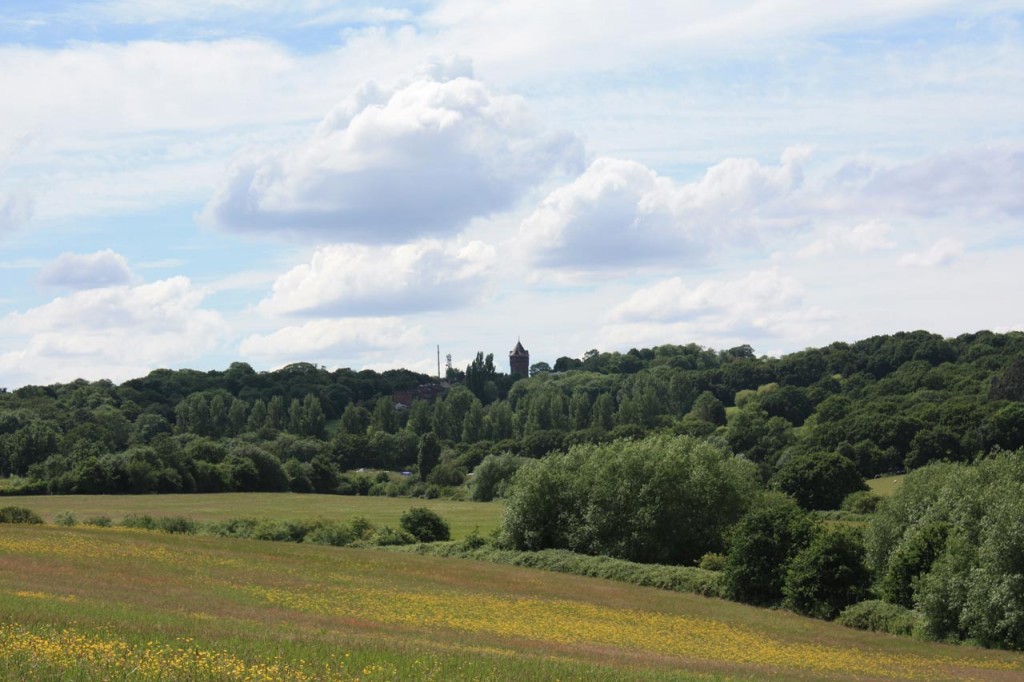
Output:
(2, 525), (1020, 681)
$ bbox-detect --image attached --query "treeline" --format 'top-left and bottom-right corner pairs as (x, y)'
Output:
(2, 330), (1024, 498)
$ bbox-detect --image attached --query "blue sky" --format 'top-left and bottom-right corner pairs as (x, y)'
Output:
(1, 1), (1022, 387)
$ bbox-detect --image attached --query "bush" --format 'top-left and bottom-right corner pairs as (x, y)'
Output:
(698, 552), (726, 572)
(783, 527), (872, 620)
(0, 506), (42, 524)
(723, 492), (817, 606)
(83, 515), (112, 527)
(120, 513), (157, 530)
(370, 526), (416, 546)
(155, 516), (199, 535)
(306, 520), (355, 547)
(459, 528), (488, 551)
(54, 511), (77, 527)
(837, 600), (921, 636)
(400, 507), (451, 543)
(204, 517), (259, 538)
(841, 490), (882, 514)
(470, 453), (526, 502)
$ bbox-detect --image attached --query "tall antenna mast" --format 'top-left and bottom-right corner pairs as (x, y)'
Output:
(437, 345), (441, 379)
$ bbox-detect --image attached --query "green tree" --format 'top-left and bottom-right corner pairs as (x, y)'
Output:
(461, 401), (485, 444)
(502, 435), (758, 564)
(590, 393), (615, 430)
(339, 403), (371, 436)
(724, 492), (818, 606)
(465, 352), (497, 403)
(529, 362), (552, 376)
(470, 453), (526, 501)
(770, 451), (866, 510)
(295, 394), (326, 439)
(247, 399), (269, 432)
(227, 398), (249, 436)
(399, 507), (451, 542)
(783, 527), (872, 619)
(406, 399), (433, 436)
(267, 396), (287, 431)
(689, 391), (726, 426)
(417, 432), (441, 482)
(370, 396), (397, 434)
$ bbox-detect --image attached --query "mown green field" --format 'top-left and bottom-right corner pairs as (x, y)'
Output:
(867, 474), (906, 497)
(1, 525), (1023, 681)
(8, 493), (503, 539)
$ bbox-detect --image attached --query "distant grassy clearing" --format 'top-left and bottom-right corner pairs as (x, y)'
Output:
(868, 474), (906, 497)
(0, 526), (1021, 681)
(10, 493), (503, 539)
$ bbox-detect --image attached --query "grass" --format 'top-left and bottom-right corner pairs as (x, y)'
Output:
(868, 474), (906, 497)
(9, 493), (503, 540)
(1, 525), (1023, 680)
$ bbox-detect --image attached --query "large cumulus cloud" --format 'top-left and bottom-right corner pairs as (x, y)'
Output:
(519, 148), (808, 269)
(204, 57), (584, 242)
(258, 239), (495, 317)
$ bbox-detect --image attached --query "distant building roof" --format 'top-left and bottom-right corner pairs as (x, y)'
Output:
(510, 340), (529, 356)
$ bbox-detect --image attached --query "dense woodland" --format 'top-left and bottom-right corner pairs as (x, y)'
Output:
(1, 329), (1023, 498)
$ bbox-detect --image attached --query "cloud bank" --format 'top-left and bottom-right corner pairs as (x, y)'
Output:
(0, 277), (228, 386)
(602, 268), (835, 350)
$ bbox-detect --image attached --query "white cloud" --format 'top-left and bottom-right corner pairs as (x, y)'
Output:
(601, 268), (835, 354)
(520, 149), (808, 269)
(898, 237), (965, 268)
(37, 249), (137, 290)
(259, 239), (495, 316)
(204, 58), (584, 242)
(520, 143), (1023, 272)
(796, 220), (896, 259)
(0, 277), (229, 386)
(240, 317), (421, 362)
(608, 268), (805, 325)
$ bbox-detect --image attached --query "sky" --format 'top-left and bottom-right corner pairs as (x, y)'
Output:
(0, 1), (1022, 388)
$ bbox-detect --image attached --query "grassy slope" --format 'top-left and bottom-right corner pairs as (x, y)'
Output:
(868, 474), (906, 497)
(9, 493), (504, 539)
(1, 526), (1023, 681)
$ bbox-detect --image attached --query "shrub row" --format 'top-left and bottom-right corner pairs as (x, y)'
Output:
(0, 506), (43, 524)
(403, 542), (726, 598)
(836, 600), (922, 636)
(40, 506), (450, 549)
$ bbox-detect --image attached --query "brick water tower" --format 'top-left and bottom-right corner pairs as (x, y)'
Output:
(509, 339), (530, 377)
